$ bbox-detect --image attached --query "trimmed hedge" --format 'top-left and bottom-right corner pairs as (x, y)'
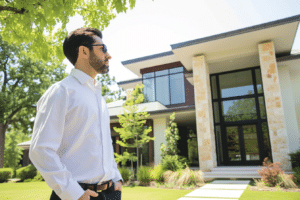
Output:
(16, 164), (37, 181)
(0, 168), (13, 183)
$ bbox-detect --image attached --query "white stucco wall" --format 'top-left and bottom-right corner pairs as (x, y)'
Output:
(289, 62), (300, 140)
(153, 118), (167, 165)
(278, 62), (300, 153)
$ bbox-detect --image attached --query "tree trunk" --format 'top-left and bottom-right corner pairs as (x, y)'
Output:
(0, 123), (7, 168)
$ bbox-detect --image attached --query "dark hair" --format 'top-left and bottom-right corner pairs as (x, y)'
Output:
(63, 27), (103, 65)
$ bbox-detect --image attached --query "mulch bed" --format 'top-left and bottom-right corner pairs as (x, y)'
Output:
(249, 186), (300, 192)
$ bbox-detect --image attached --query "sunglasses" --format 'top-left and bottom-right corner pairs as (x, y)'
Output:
(84, 44), (108, 54)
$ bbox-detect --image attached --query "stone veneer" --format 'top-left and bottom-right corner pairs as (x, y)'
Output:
(258, 41), (291, 170)
(192, 55), (217, 171)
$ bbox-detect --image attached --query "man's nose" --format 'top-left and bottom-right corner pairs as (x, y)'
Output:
(106, 53), (112, 60)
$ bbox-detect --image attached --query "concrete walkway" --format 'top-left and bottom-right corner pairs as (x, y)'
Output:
(178, 180), (251, 200)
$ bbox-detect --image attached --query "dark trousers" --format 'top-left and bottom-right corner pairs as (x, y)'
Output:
(50, 182), (121, 200)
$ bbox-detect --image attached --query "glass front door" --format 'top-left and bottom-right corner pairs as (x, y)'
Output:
(225, 124), (261, 165)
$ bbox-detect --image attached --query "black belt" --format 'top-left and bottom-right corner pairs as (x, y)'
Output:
(79, 180), (113, 192)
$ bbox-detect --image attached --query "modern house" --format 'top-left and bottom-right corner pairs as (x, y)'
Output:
(19, 15), (300, 178)
(109, 14), (300, 176)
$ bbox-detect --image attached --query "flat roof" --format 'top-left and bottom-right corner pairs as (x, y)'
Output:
(121, 14), (300, 67)
(171, 14), (300, 49)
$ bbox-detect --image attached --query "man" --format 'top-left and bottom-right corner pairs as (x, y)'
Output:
(29, 27), (123, 200)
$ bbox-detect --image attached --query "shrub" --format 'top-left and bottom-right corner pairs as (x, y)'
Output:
(289, 149), (300, 168)
(150, 164), (164, 183)
(161, 155), (183, 172)
(292, 167), (300, 184)
(16, 164), (37, 181)
(0, 168), (13, 183)
(33, 171), (45, 182)
(257, 157), (284, 187)
(118, 167), (132, 183)
(137, 166), (152, 185)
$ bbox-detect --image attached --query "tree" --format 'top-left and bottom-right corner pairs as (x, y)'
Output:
(96, 73), (124, 103)
(0, 36), (68, 168)
(0, 0), (136, 62)
(4, 128), (30, 171)
(113, 84), (154, 174)
(160, 112), (180, 159)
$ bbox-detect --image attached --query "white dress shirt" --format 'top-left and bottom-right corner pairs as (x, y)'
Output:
(29, 68), (122, 200)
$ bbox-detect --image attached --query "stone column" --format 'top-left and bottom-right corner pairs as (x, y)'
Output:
(258, 41), (291, 170)
(192, 55), (217, 171)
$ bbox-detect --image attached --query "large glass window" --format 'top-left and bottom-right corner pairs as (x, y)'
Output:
(211, 67), (271, 166)
(142, 67), (185, 106)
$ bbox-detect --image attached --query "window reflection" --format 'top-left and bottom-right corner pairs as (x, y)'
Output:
(222, 98), (257, 122)
(219, 70), (254, 98)
(142, 67), (185, 106)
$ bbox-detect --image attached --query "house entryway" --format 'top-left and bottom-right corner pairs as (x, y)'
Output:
(211, 67), (273, 166)
(224, 124), (261, 166)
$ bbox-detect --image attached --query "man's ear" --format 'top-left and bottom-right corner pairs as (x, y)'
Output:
(78, 46), (89, 58)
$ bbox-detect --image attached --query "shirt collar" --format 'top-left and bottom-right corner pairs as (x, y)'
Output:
(70, 68), (102, 90)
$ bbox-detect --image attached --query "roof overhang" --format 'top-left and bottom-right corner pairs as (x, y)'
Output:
(121, 51), (180, 77)
(121, 15), (300, 75)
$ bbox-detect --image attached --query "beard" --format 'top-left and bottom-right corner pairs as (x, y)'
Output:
(89, 52), (109, 74)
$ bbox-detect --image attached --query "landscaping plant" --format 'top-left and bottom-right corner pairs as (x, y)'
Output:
(150, 164), (164, 183)
(289, 149), (300, 168)
(16, 164), (37, 181)
(118, 166), (133, 183)
(161, 155), (184, 172)
(137, 166), (152, 185)
(257, 157), (284, 187)
(0, 168), (13, 182)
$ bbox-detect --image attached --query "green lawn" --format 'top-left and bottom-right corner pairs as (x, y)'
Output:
(1, 182), (300, 200)
(0, 182), (193, 200)
(240, 186), (300, 200)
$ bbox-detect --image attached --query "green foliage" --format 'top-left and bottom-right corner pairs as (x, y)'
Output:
(137, 166), (152, 185)
(292, 167), (300, 184)
(289, 149), (300, 168)
(96, 73), (125, 103)
(114, 84), (155, 172)
(160, 112), (180, 159)
(114, 151), (137, 166)
(4, 129), (30, 171)
(16, 164), (37, 181)
(0, 0), (136, 62)
(0, 168), (13, 183)
(161, 155), (184, 172)
(150, 164), (164, 183)
(118, 167), (133, 183)
(0, 35), (67, 167)
(32, 171), (44, 182)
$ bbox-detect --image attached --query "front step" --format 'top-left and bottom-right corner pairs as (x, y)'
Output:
(202, 166), (293, 179)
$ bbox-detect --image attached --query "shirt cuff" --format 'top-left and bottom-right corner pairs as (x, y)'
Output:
(59, 181), (85, 200)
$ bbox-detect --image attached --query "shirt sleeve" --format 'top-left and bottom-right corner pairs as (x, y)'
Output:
(29, 83), (85, 200)
(112, 157), (123, 184)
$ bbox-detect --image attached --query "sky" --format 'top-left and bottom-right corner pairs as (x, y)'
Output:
(64, 0), (300, 85)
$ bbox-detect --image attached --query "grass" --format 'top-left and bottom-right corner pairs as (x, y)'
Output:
(240, 186), (300, 200)
(0, 182), (193, 200)
(1, 181), (300, 200)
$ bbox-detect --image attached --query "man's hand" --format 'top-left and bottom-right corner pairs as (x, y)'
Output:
(78, 189), (98, 200)
(114, 181), (122, 192)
